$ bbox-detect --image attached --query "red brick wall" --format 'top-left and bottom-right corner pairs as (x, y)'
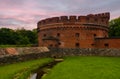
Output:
(37, 12), (110, 48)
(95, 38), (120, 48)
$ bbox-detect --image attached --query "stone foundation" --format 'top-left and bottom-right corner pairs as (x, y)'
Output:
(0, 47), (120, 65)
(49, 48), (120, 57)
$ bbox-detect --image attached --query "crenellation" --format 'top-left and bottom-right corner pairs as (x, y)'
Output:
(60, 16), (68, 22)
(38, 12), (110, 27)
(87, 16), (96, 23)
(87, 14), (94, 17)
(94, 12), (110, 19)
(40, 20), (45, 25)
(78, 16), (87, 22)
(37, 21), (41, 25)
(45, 18), (51, 24)
(102, 13), (105, 17)
(105, 12), (110, 17)
(51, 17), (60, 23)
(69, 16), (77, 22)
(37, 12), (120, 49)
(78, 16), (81, 22)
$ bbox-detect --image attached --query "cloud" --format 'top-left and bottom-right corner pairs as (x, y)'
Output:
(0, 0), (120, 29)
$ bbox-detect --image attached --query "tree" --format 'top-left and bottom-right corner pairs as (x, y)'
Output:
(0, 28), (38, 46)
(15, 28), (38, 45)
(31, 29), (38, 44)
(0, 28), (16, 44)
(109, 17), (120, 37)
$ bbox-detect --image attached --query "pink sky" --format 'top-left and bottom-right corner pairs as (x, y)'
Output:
(0, 0), (120, 30)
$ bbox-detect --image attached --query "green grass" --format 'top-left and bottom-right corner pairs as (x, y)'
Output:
(0, 58), (53, 79)
(42, 56), (120, 79)
(0, 44), (33, 48)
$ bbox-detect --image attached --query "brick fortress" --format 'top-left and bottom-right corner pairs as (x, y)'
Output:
(37, 12), (120, 48)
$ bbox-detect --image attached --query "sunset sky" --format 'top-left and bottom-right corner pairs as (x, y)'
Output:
(0, 0), (120, 30)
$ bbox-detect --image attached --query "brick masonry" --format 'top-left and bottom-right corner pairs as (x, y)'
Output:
(37, 12), (120, 48)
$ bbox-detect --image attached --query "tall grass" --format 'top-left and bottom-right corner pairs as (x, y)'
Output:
(0, 58), (53, 79)
(42, 56), (120, 79)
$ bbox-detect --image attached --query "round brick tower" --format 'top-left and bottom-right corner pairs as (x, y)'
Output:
(37, 12), (110, 48)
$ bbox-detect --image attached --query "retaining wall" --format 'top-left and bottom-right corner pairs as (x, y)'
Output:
(0, 47), (50, 65)
(0, 47), (120, 65)
(49, 48), (120, 57)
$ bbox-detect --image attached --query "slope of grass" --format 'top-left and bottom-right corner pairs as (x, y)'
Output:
(42, 56), (120, 79)
(0, 58), (53, 79)
(0, 44), (32, 48)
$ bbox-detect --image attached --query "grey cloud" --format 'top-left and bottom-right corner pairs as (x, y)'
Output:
(0, 0), (25, 5)
(0, 0), (120, 29)
(0, 16), (27, 26)
(34, 0), (120, 16)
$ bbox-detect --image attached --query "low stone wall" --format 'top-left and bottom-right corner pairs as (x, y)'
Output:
(0, 52), (51, 65)
(0, 47), (50, 65)
(0, 47), (49, 57)
(0, 47), (120, 65)
(49, 48), (120, 57)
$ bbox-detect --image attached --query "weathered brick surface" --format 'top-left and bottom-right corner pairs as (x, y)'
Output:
(95, 38), (120, 48)
(37, 12), (112, 48)
(37, 12), (120, 48)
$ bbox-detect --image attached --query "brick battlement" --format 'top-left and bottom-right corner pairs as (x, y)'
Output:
(37, 12), (110, 48)
(37, 12), (120, 49)
(37, 12), (110, 27)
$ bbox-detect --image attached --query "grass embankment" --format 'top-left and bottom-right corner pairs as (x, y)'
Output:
(0, 58), (53, 79)
(43, 56), (120, 79)
(0, 45), (32, 48)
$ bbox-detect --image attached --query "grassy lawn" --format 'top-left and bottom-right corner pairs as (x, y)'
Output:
(0, 58), (53, 79)
(42, 56), (120, 79)
(0, 45), (32, 48)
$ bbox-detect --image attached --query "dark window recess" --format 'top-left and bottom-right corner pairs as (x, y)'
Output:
(91, 43), (95, 46)
(57, 33), (60, 37)
(49, 44), (53, 47)
(101, 19), (104, 22)
(75, 33), (80, 37)
(94, 34), (96, 37)
(104, 35), (107, 37)
(106, 21), (108, 24)
(55, 44), (58, 47)
(75, 43), (80, 47)
(86, 17), (89, 21)
(79, 19), (81, 22)
(58, 42), (61, 45)
(94, 18), (98, 22)
(43, 34), (46, 37)
(104, 43), (109, 47)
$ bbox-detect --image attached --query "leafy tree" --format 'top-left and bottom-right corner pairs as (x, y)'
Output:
(16, 36), (30, 45)
(0, 28), (16, 44)
(15, 28), (38, 45)
(109, 17), (120, 37)
(31, 29), (38, 44)
(0, 28), (38, 46)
